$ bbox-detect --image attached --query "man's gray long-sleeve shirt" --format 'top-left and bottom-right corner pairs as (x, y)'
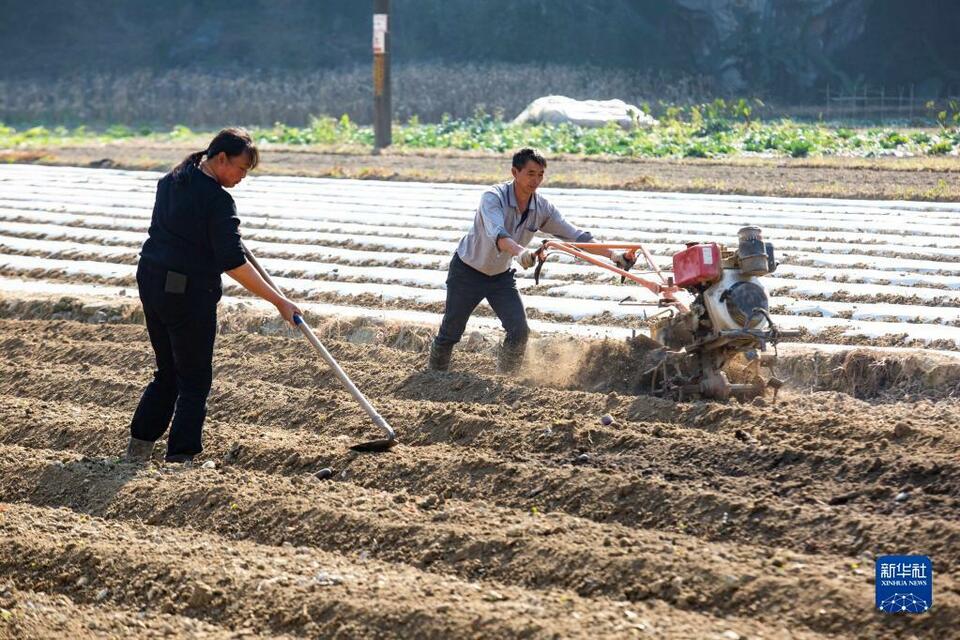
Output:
(455, 180), (592, 276)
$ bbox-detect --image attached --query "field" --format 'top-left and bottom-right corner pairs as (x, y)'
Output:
(1, 164), (959, 638)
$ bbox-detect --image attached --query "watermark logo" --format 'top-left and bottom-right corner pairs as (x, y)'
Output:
(876, 555), (932, 613)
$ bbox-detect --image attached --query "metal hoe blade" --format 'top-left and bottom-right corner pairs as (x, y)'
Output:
(350, 438), (398, 453)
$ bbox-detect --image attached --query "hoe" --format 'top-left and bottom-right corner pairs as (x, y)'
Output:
(241, 242), (397, 452)
(533, 226), (800, 401)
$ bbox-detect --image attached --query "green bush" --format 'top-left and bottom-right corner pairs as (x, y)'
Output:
(879, 131), (909, 148)
(929, 140), (953, 155)
(785, 139), (812, 158)
(104, 124), (135, 138)
(683, 142), (710, 158)
(695, 119), (732, 136)
(169, 125), (194, 140)
(23, 126), (51, 139)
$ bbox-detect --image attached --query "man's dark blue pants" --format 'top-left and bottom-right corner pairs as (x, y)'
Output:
(433, 253), (529, 368)
(130, 261), (220, 457)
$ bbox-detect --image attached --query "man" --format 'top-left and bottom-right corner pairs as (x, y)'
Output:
(428, 147), (634, 373)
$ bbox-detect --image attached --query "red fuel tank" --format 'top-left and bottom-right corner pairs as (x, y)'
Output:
(672, 243), (721, 287)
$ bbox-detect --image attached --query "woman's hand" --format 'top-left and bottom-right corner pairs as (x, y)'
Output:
(275, 297), (303, 326)
(226, 262), (302, 326)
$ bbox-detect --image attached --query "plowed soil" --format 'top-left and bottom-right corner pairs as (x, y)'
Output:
(1, 312), (958, 639)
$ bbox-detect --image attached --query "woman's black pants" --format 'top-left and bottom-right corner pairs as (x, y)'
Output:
(130, 261), (220, 457)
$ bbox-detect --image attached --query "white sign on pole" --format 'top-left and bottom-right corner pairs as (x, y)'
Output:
(373, 13), (388, 54)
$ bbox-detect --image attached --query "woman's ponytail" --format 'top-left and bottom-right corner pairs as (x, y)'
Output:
(171, 150), (206, 180)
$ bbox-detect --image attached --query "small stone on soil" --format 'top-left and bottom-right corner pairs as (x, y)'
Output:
(418, 494), (441, 509)
(893, 422), (913, 438)
(201, 460), (216, 469)
(314, 571), (344, 586)
(315, 468), (333, 480)
(188, 581), (215, 607)
(600, 414), (614, 426)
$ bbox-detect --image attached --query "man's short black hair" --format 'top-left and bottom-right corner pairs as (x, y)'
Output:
(512, 147), (547, 170)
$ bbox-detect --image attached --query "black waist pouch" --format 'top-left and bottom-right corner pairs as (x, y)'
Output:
(164, 270), (188, 294)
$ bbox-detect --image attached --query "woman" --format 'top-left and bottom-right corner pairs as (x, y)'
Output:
(126, 127), (301, 464)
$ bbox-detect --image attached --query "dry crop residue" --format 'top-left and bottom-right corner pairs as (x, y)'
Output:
(0, 316), (958, 639)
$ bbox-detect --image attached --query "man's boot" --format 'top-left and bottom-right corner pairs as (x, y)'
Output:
(428, 342), (452, 371)
(497, 343), (525, 374)
(164, 453), (194, 465)
(125, 437), (155, 463)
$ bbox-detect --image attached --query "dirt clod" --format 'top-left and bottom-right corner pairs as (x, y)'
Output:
(893, 422), (914, 438)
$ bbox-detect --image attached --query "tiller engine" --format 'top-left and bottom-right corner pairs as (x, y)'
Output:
(532, 226), (798, 401)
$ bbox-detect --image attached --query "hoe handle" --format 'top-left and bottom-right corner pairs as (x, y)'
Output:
(291, 315), (395, 440)
(240, 242), (396, 443)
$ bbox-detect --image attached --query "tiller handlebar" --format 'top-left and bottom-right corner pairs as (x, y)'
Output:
(532, 241), (688, 312)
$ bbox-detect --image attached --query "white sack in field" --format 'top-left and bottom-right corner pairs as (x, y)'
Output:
(512, 95), (658, 129)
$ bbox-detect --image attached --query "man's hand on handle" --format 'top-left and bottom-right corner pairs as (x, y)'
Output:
(610, 250), (636, 272)
(518, 249), (539, 269)
(497, 236), (541, 270)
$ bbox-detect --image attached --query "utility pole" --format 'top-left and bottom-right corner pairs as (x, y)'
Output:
(372, 0), (391, 152)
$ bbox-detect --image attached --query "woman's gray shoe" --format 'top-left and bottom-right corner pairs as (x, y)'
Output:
(164, 453), (195, 465)
(125, 437), (155, 462)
